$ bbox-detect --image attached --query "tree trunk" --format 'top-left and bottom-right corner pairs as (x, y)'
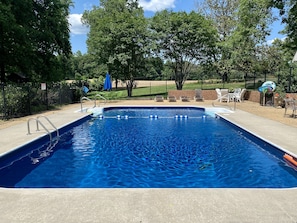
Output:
(126, 80), (133, 97)
(115, 79), (118, 90)
(175, 81), (183, 90)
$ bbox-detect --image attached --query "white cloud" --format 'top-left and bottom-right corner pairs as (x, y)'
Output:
(68, 14), (89, 35)
(68, 1), (177, 34)
(266, 37), (286, 45)
(139, 0), (176, 12)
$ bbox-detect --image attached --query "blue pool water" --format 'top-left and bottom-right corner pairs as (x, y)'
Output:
(1, 107), (297, 188)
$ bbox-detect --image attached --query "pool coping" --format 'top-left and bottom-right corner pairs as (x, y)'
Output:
(1, 103), (297, 222)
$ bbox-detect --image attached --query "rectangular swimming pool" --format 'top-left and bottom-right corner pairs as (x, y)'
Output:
(0, 106), (297, 188)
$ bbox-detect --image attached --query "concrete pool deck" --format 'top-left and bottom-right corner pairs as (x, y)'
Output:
(0, 100), (297, 223)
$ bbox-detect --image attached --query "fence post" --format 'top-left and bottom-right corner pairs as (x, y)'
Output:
(1, 82), (6, 119)
(27, 83), (31, 115)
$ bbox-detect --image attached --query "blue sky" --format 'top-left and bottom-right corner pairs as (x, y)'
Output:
(69, 0), (285, 54)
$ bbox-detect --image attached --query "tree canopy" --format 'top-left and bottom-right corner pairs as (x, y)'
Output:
(0, 0), (72, 83)
(150, 10), (218, 90)
(83, 0), (149, 96)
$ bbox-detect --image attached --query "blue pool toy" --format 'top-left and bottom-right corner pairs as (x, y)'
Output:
(258, 81), (276, 93)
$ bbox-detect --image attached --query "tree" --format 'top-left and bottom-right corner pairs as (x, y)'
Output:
(230, 0), (274, 78)
(0, 0), (33, 82)
(271, 0), (297, 51)
(150, 10), (218, 90)
(197, 0), (239, 41)
(0, 0), (72, 83)
(144, 57), (164, 80)
(196, 0), (240, 83)
(30, 0), (72, 82)
(83, 0), (149, 96)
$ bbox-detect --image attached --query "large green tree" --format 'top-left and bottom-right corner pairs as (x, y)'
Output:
(150, 10), (218, 90)
(31, 0), (72, 82)
(197, 0), (240, 82)
(0, 0), (72, 83)
(230, 0), (274, 78)
(83, 0), (149, 96)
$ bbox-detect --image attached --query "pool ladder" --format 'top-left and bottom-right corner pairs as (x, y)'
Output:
(80, 94), (107, 112)
(27, 115), (59, 145)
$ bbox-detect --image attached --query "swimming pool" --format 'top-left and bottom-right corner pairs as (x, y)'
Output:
(1, 106), (297, 188)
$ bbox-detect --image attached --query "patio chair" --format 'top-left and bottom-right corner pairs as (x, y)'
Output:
(168, 95), (176, 102)
(284, 98), (297, 118)
(194, 89), (204, 102)
(215, 88), (229, 102)
(154, 95), (164, 102)
(232, 88), (246, 102)
(229, 88), (241, 102)
(180, 96), (190, 102)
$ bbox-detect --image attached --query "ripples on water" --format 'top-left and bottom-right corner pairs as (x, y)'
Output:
(9, 108), (297, 188)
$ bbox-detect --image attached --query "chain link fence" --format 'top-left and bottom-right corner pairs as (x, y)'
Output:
(0, 82), (82, 120)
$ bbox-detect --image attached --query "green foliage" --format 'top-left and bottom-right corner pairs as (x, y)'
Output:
(0, 0), (72, 83)
(83, 0), (149, 96)
(230, 0), (272, 76)
(89, 78), (104, 91)
(71, 53), (108, 80)
(0, 84), (30, 117)
(271, 0), (297, 51)
(150, 10), (218, 90)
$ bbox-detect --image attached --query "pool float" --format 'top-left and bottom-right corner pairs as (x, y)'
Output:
(258, 81), (276, 93)
(283, 154), (297, 167)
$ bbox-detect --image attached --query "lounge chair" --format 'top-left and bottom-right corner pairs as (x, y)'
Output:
(284, 98), (297, 118)
(168, 95), (176, 102)
(154, 95), (164, 102)
(194, 89), (204, 102)
(215, 88), (229, 102)
(180, 96), (190, 102)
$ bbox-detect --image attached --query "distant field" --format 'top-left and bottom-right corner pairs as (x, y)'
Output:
(114, 80), (198, 88)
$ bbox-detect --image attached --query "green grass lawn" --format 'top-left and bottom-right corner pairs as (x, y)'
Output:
(88, 81), (250, 100)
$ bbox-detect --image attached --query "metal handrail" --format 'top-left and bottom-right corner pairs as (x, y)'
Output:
(27, 118), (53, 143)
(94, 94), (107, 107)
(37, 115), (59, 137)
(80, 96), (95, 112)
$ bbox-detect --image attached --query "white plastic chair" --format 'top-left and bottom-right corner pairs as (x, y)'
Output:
(234, 88), (246, 102)
(230, 88), (242, 102)
(215, 88), (229, 102)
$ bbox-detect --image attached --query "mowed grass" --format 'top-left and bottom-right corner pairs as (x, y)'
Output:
(88, 81), (251, 100)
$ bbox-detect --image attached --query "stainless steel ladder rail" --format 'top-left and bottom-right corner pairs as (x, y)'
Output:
(94, 94), (107, 107)
(27, 118), (53, 143)
(37, 115), (59, 137)
(80, 96), (96, 112)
